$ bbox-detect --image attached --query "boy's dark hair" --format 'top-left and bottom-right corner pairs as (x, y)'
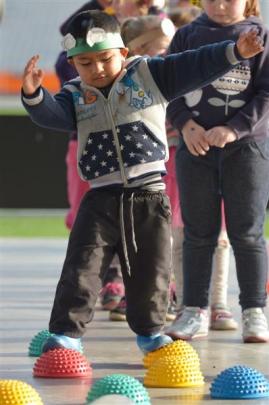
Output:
(66, 10), (120, 38)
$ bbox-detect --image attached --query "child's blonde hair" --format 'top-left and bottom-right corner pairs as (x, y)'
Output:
(244, 0), (260, 18)
(121, 15), (175, 55)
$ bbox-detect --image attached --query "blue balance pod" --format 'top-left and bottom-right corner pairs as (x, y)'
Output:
(210, 365), (269, 399)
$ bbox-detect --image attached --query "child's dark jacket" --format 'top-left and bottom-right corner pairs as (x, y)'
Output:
(167, 14), (269, 141)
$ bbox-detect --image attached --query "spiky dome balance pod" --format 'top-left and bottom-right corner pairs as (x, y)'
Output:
(144, 355), (204, 388)
(0, 380), (43, 405)
(86, 374), (151, 404)
(210, 365), (269, 399)
(143, 340), (200, 369)
(33, 348), (92, 378)
(28, 329), (53, 357)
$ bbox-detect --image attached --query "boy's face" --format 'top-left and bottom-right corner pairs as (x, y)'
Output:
(70, 48), (128, 88)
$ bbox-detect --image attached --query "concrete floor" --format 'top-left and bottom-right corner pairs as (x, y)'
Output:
(0, 237), (269, 405)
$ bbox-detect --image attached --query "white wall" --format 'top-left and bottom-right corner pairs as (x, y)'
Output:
(0, 0), (85, 73)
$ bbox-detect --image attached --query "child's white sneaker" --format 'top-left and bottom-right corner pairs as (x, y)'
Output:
(242, 308), (269, 343)
(166, 306), (209, 341)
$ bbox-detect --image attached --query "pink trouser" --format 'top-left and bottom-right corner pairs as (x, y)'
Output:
(65, 140), (89, 230)
(164, 146), (183, 229)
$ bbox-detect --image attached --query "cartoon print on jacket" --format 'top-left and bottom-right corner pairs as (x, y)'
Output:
(117, 68), (153, 110)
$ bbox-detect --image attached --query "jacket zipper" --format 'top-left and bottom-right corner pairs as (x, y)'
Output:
(106, 99), (128, 186)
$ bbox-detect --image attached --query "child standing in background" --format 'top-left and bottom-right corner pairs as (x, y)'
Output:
(166, 0), (269, 343)
(21, 10), (260, 354)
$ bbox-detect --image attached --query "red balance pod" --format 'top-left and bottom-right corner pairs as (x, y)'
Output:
(33, 348), (92, 378)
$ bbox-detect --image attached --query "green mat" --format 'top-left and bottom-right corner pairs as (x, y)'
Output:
(0, 213), (268, 239)
(0, 216), (69, 237)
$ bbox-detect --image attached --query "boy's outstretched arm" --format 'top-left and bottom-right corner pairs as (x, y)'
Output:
(22, 56), (76, 132)
(148, 30), (264, 102)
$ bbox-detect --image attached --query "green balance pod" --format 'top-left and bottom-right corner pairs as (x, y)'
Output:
(86, 374), (151, 404)
(28, 330), (53, 357)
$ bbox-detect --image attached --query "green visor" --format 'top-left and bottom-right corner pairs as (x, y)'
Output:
(65, 33), (125, 58)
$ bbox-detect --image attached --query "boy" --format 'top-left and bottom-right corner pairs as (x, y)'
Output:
(22, 10), (263, 354)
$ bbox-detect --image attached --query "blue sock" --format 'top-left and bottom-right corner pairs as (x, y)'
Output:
(42, 334), (82, 353)
(136, 333), (173, 354)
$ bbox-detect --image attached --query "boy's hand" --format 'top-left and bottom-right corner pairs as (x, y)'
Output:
(22, 55), (44, 95)
(205, 126), (237, 148)
(236, 29), (264, 59)
(182, 119), (210, 156)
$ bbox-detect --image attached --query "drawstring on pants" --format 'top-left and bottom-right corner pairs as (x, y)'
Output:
(119, 192), (138, 276)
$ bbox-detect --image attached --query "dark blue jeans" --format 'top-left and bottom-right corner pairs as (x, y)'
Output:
(176, 137), (269, 310)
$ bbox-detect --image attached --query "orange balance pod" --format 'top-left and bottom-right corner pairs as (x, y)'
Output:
(0, 379), (43, 405)
(33, 348), (92, 378)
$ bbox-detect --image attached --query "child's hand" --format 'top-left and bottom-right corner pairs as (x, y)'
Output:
(182, 119), (210, 156)
(22, 55), (44, 95)
(205, 126), (237, 148)
(236, 29), (264, 59)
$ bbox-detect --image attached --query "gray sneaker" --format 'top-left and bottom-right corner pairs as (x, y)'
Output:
(242, 308), (269, 343)
(166, 306), (209, 341)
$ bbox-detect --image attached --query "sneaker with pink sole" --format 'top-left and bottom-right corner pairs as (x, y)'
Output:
(109, 297), (126, 321)
(210, 305), (238, 330)
(100, 281), (125, 311)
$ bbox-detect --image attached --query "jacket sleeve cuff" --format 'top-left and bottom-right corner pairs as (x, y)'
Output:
(225, 43), (243, 65)
(22, 87), (44, 105)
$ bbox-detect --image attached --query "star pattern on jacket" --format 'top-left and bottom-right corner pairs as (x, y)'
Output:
(79, 121), (165, 180)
